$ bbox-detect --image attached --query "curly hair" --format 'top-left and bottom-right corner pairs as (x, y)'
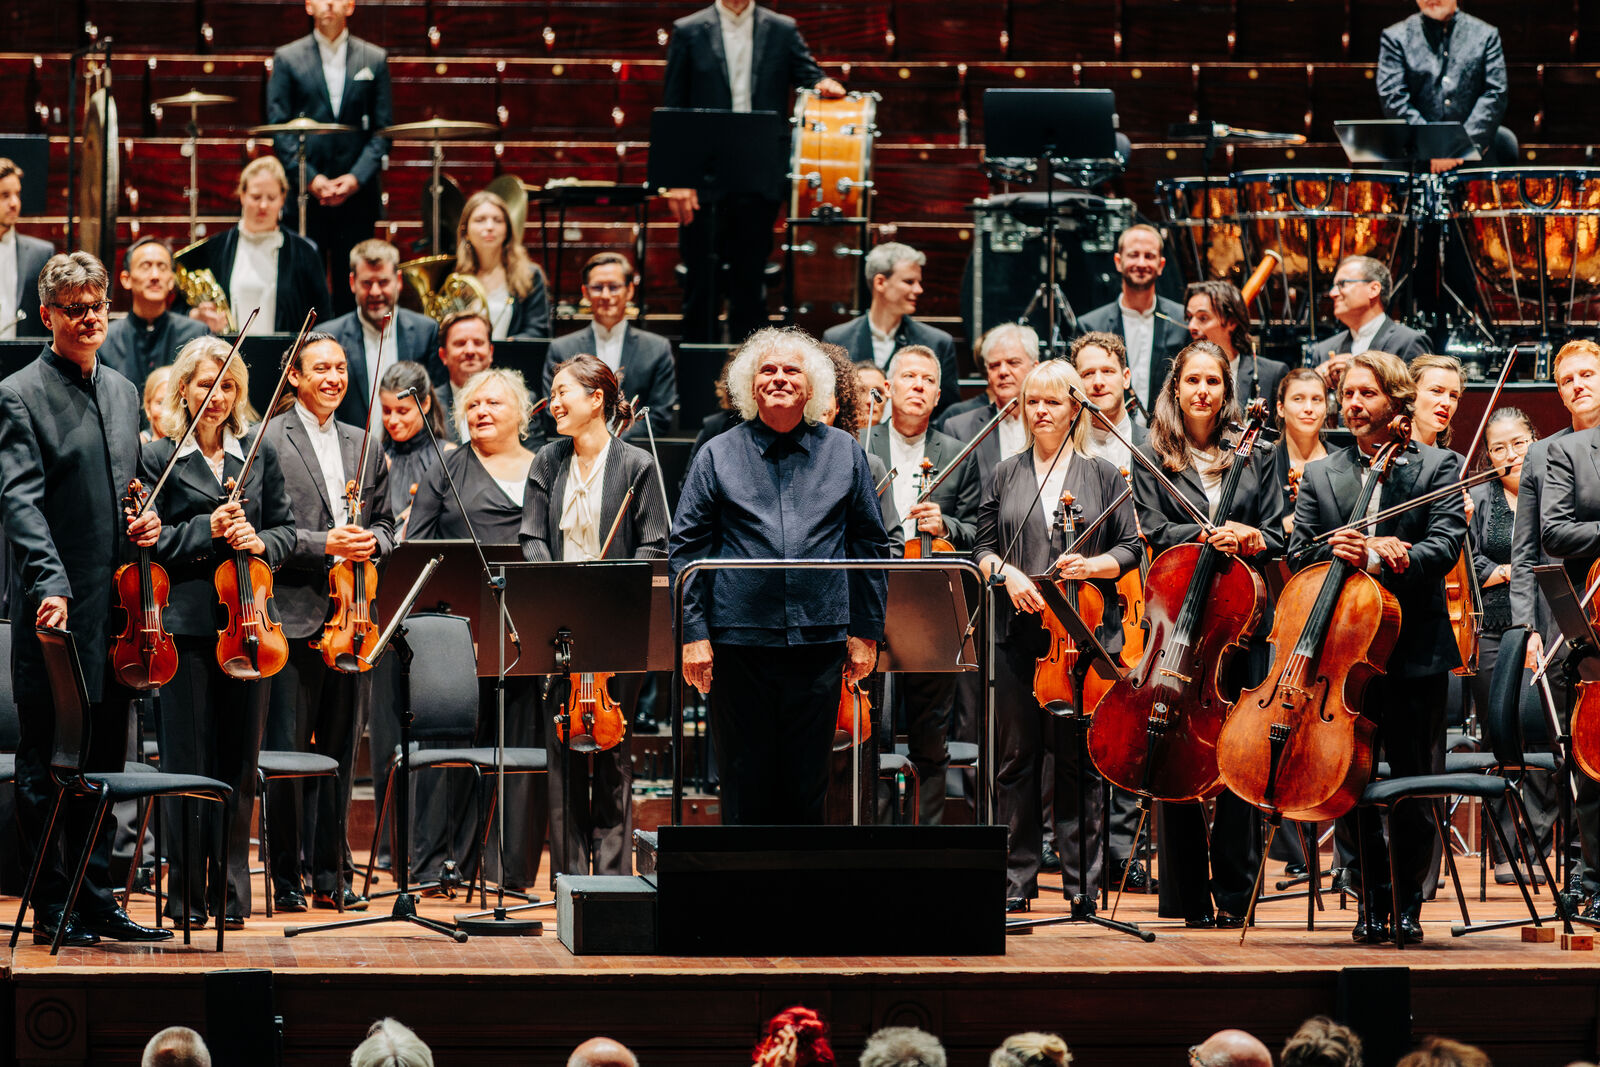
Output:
(752, 1006), (835, 1067)
(725, 327), (836, 426)
(1281, 1017), (1362, 1067)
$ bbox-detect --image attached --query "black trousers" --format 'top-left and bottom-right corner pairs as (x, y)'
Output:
(264, 640), (368, 895)
(547, 673), (639, 877)
(678, 193), (779, 345)
(1158, 793), (1262, 920)
(709, 641), (846, 825)
(14, 686), (133, 918)
(899, 671), (956, 825)
(303, 183), (380, 318)
(1339, 670), (1449, 916)
(159, 635), (267, 919)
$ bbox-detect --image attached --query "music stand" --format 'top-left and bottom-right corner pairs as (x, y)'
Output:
(647, 108), (787, 341)
(1005, 578), (1151, 940)
(286, 557), (469, 942)
(379, 541), (525, 644)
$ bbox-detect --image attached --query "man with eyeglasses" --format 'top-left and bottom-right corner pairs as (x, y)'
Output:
(1309, 255), (1428, 388)
(0, 251), (171, 947)
(0, 157), (55, 340)
(540, 251), (677, 442)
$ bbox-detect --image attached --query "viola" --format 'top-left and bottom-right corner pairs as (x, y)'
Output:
(1114, 466), (1151, 665)
(1087, 400), (1274, 802)
(557, 672), (627, 753)
(214, 478), (289, 681)
(902, 456), (955, 558)
(1216, 415), (1411, 822)
(110, 479), (178, 690)
(1033, 490), (1113, 714)
(835, 677), (873, 751)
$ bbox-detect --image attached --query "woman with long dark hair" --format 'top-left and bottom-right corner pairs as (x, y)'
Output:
(378, 361), (451, 538)
(456, 189), (550, 340)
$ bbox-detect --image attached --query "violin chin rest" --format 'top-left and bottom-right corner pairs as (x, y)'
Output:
(334, 653), (364, 673)
(567, 734), (600, 754)
(221, 657), (262, 680)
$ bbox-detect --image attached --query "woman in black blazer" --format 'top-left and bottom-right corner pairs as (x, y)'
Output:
(143, 336), (296, 928)
(456, 190), (551, 341)
(521, 354), (669, 876)
(1129, 339), (1286, 929)
(973, 359), (1142, 910)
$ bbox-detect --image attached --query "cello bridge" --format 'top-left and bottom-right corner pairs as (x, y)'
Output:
(1157, 668), (1192, 684)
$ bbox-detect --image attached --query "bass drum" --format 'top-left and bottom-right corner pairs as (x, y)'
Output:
(1158, 176), (1244, 290)
(790, 90), (878, 220)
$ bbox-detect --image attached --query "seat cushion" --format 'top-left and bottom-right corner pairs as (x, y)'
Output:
(409, 746), (548, 773)
(1444, 750), (1559, 774)
(87, 771), (233, 802)
(0, 752), (13, 781)
(879, 753), (916, 776)
(1361, 773), (1508, 806)
(948, 742), (980, 766)
(258, 750), (340, 777)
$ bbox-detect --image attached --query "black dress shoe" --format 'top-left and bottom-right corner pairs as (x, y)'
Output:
(223, 915), (246, 931)
(1005, 897), (1031, 914)
(1113, 859), (1159, 894)
(1284, 863), (1309, 878)
(1215, 911), (1248, 929)
(274, 889), (308, 913)
(314, 888), (369, 911)
(164, 912), (207, 930)
(1394, 911), (1424, 944)
(1184, 914), (1216, 929)
(1351, 912), (1391, 944)
(1040, 844), (1062, 874)
(81, 907), (174, 942)
(32, 910), (99, 947)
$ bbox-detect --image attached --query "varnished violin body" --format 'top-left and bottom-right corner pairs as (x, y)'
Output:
(558, 672), (628, 753)
(320, 479), (380, 672)
(1570, 559), (1600, 783)
(215, 550), (289, 680)
(110, 479), (178, 691)
(1444, 547), (1482, 677)
(836, 677), (873, 751)
(1034, 577), (1111, 713)
(1116, 468), (1151, 664)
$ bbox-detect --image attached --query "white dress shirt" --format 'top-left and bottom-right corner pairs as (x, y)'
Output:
(296, 401), (349, 523)
(1119, 296), (1157, 421)
(1033, 448), (1073, 535)
(560, 438), (612, 561)
(494, 475), (527, 508)
(315, 28), (350, 116)
(717, 0), (756, 113)
(869, 317), (898, 369)
(1086, 410), (1134, 471)
(175, 431), (246, 487)
(232, 229), (282, 337)
(1187, 446), (1227, 519)
(1348, 313), (1387, 356)
(593, 319), (627, 375)
(997, 410), (1026, 462)
(360, 312), (398, 422)
(887, 427), (927, 541)
(0, 229), (17, 341)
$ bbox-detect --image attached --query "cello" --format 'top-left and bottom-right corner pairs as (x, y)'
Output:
(1216, 415), (1411, 823)
(1032, 490), (1113, 714)
(554, 486), (634, 753)
(1087, 400), (1275, 802)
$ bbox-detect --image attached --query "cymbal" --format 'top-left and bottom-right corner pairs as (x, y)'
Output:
(248, 117), (354, 135)
(1167, 121), (1308, 147)
(154, 89), (237, 108)
(379, 118), (499, 140)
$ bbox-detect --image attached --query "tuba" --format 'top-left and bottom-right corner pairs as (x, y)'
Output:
(173, 236), (237, 332)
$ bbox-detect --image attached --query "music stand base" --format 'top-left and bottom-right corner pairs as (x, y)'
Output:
(1007, 895), (1155, 940)
(455, 908), (544, 936)
(285, 892), (468, 942)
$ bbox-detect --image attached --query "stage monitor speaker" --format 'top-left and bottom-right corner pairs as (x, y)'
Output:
(1338, 966), (1411, 1067)
(556, 875), (658, 955)
(205, 969), (282, 1067)
(655, 824), (1007, 956)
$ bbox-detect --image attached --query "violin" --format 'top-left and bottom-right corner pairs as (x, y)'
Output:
(1087, 401), (1275, 802)
(902, 456), (956, 558)
(110, 479), (178, 690)
(555, 484), (636, 752)
(1216, 415), (1411, 822)
(1033, 490), (1113, 713)
(1114, 466), (1151, 665)
(1443, 544), (1483, 677)
(835, 677), (873, 751)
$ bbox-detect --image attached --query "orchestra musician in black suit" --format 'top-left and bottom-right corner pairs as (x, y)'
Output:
(1073, 224), (1191, 421)
(261, 332), (395, 913)
(100, 237), (210, 387)
(522, 355), (670, 875)
(323, 239), (439, 431)
(142, 336), (296, 929)
(661, 0), (843, 344)
(0, 252), (169, 946)
(0, 156), (55, 340)
(1185, 280), (1288, 420)
(1287, 350), (1466, 944)
(266, 0), (393, 314)
(940, 323), (1039, 485)
(1378, 0), (1512, 171)
(973, 359), (1142, 910)
(1308, 257), (1429, 386)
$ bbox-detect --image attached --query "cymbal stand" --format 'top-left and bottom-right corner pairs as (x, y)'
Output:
(429, 141), (446, 255)
(183, 103), (202, 245)
(295, 132), (309, 236)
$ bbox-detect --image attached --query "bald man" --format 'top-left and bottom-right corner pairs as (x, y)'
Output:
(1193, 1029), (1274, 1067)
(568, 1037), (639, 1067)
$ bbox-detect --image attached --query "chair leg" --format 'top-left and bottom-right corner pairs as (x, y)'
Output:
(1503, 777), (1542, 896)
(1432, 798), (1474, 926)
(1506, 789), (1570, 926)
(1384, 806), (1405, 950)
(259, 771), (273, 919)
(10, 789), (69, 949)
(124, 797), (154, 906)
(1485, 795), (1542, 921)
(908, 766), (921, 827)
(55, 791), (114, 956)
(215, 794), (228, 952)
(181, 795), (193, 945)
(1478, 794), (1489, 902)
(362, 762), (397, 898)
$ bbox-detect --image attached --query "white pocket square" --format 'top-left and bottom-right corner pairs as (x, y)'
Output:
(354, 67), (374, 81)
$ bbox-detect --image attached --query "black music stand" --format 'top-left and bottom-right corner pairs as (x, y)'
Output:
(1006, 578), (1151, 940)
(648, 108), (786, 342)
(379, 541), (525, 638)
(286, 557), (469, 942)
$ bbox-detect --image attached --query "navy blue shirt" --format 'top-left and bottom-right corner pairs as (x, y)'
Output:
(670, 417), (891, 646)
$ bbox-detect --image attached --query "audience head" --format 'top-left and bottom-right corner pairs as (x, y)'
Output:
(567, 1036), (640, 1067)
(1114, 223), (1166, 293)
(0, 157), (22, 236)
(438, 309), (495, 387)
(977, 323), (1040, 408)
(38, 251), (111, 359)
(282, 331), (349, 418)
(348, 239), (403, 329)
(121, 236), (179, 314)
(1330, 255), (1391, 327)
(1185, 280), (1252, 359)
(1280, 1017), (1362, 1067)
(753, 1006), (836, 1067)
(164, 334), (257, 439)
(1191, 1028), (1274, 1067)
(864, 242), (926, 320)
(550, 353), (631, 437)
(725, 327), (834, 430)
(582, 251), (635, 329)
(236, 156), (289, 235)
(859, 1026), (946, 1067)
(1070, 330), (1131, 418)
(990, 1032), (1072, 1067)
(1394, 1036), (1490, 1067)
(141, 1026), (211, 1067)
(350, 1019), (433, 1067)
(379, 360), (448, 444)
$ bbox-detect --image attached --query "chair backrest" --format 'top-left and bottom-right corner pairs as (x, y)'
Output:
(0, 619), (18, 751)
(35, 627), (89, 775)
(1484, 625), (1531, 767)
(398, 613), (482, 743)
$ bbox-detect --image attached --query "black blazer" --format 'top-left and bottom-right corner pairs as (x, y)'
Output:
(100, 311), (210, 385)
(1288, 443), (1466, 678)
(0, 347), (143, 703)
(821, 315), (961, 418)
(1539, 427), (1600, 596)
(506, 269), (551, 341)
(325, 307), (440, 429)
(407, 444), (527, 544)
(1378, 10), (1507, 152)
(1075, 295), (1191, 416)
(863, 424), (981, 551)
(142, 430), (296, 637)
(542, 323), (678, 440)
(519, 437), (670, 561)
(1308, 317), (1430, 367)
(942, 401), (1026, 486)
(1510, 428), (1571, 645)
(265, 33), (392, 194)
(262, 408), (396, 638)
(1131, 443), (1285, 561)
(183, 225), (332, 334)
(13, 233), (54, 339)
(1235, 352), (1290, 416)
(974, 449), (1142, 650)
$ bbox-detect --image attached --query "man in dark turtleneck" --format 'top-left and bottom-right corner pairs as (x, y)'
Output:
(1377, 0), (1511, 173)
(100, 236), (209, 387)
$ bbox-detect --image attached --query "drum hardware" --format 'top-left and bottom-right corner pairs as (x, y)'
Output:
(66, 39), (118, 265)
(156, 90), (236, 247)
(250, 117), (355, 236)
(378, 118), (499, 255)
(784, 90), (880, 328)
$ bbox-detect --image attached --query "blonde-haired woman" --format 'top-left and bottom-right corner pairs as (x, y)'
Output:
(973, 358), (1141, 911)
(141, 335), (295, 928)
(456, 189), (550, 340)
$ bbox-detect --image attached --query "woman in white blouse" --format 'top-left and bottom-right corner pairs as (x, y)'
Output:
(455, 190), (550, 341)
(520, 353), (668, 877)
(188, 156), (329, 336)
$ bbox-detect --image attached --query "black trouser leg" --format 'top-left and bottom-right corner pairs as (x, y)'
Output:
(995, 642), (1044, 900)
(1047, 715), (1105, 900)
(477, 676), (548, 889)
(901, 671), (954, 826)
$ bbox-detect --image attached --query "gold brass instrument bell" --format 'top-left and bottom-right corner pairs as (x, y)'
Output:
(173, 236), (236, 332)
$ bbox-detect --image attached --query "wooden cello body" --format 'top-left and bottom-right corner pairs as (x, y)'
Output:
(1568, 558), (1600, 782)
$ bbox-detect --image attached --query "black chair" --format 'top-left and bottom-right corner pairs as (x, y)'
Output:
(1355, 626), (1568, 948)
(256, 749), (341, 917)
(359, 613), (547, 905)
(7, 628), (233, 954)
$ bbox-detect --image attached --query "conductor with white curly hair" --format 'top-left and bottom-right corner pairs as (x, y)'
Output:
(670, 327), (892, 825)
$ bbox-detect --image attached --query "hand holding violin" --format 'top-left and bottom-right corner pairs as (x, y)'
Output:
(906, 499), (946, 537)
(996, 563), (1044, 613)
(125, 505), (161, 548)
(326, 523), (378, 562)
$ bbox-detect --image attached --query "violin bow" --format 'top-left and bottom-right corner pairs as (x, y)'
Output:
(922, 395), (1020, 500)
(137, 306), (262, 516)
(228, 309), (317, 506)
(1461, 341), (1531, 473)
(1302, 462), (1513, 546)
(1066, 385), (1216, 534)
(632, 404), (674, 526)
(875, 467), (896, 498)
(345, 311), (393, 523)
(598, 486), (635, 560)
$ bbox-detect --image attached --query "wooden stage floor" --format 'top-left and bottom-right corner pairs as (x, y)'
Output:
(6, 853), (1600, 1066)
